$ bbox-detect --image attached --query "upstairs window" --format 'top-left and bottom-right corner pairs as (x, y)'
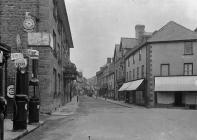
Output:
(139, 49), (142, 61)
(161, 64), (170, 76)
(141, 65), (144, 78)
(184, 63), (193, 75)
(137, 67), (139, 79)
(133, 69), (135, 80)
(53, 0), (57, 21)
(133, 55), (135, 64)
(184, 42), (193, 55)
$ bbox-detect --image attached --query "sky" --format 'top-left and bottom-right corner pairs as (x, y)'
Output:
(64, 0), (197, 79)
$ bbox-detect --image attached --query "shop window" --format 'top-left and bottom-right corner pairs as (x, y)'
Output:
(160, 64), (170, 76)
(184, 63), (193, 75)
(184, 42), (193, 55)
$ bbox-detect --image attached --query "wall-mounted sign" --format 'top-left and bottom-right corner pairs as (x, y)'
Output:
(29, 50), (39, 59)
(0, 51), (3, 63)
(14, 58), (27, 68)
(16, 34), (21, 48)
(7, 85), (15, 98)
(11, 53), (24, 61)
(23, 12), (35, 32)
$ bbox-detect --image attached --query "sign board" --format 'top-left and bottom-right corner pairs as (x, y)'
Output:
(30, 50), (39, 59)
(23, 12), (35, 32)
(16, 34), (21, 48)
(0, 51), (3, 63)
(7, 85), (15, 98)
(14, 58), (27, 68)
(11, 53), (24, 61)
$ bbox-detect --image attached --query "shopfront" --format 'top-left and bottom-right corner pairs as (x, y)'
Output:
(118, 79), (145, 105)
(155, 76), (197, 108)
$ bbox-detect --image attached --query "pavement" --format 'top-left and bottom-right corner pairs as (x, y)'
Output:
(93, 95), (145, 109)
(4, 96), (79, 140)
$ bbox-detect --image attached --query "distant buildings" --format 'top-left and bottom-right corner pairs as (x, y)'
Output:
(96, 21), (197, 109)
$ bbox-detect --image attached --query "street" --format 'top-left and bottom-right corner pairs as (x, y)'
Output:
(21, 96), (197, 140)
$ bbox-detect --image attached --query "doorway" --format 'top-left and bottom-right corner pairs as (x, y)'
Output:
(174, 92), (183, 106)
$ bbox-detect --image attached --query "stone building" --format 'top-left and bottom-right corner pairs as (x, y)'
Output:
(114, 38), (137, 100)
(124, 21), (197, 108)
(0, 0), (76, 113)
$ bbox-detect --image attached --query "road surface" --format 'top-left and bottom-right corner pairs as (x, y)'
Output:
(21, 96), (197, 140)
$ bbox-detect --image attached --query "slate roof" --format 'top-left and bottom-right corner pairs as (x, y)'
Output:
(114, 44), (121, 59)
(148, 21), (197, 42)
(120, 37), (137, 49)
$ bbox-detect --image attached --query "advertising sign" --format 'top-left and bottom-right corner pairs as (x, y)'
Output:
(11, 53), (24, 61)
(7, 85), (15, 98)
(14, 58), (27, 68)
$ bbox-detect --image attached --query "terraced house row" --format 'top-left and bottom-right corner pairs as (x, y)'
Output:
(96, 21), (197, 109)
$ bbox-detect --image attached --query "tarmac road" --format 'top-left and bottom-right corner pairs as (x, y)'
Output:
(21, 96), (197, 140)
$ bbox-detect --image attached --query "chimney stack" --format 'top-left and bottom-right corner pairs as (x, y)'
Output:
(107, 58), (111, 64)
(135, 25), (145, 44)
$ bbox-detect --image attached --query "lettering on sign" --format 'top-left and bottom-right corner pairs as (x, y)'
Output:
(0, 51), (3, 63)
(14, 58), (27, 68)
(7, 85), (15, 98)
(11, 53), (24, 61)
(30, 50), (39, 59)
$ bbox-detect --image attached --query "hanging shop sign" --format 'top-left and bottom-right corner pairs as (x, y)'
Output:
(0, 51), (3, 63)
(29, 49), (39, 59)
(7, 85), (15, 98)
(14, 58), (27, 68)
(23, 12), (35, 32)
(11, 53), (24, 61)
(16, 34), (22, 48)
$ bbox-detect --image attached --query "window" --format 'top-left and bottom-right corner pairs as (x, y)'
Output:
(139, 49), (142, 61)
(53, 31), (56, 51)
(128, 58), (130, 67)
(53, 0), (57, 21)
(141, 65), (144, 78)
(133, 69), (135, 80)
(58, 73), (61, 95)
(53, 68), (57, 98)
(184, 63), (193, 75)
(127, 72), (129, 81)
(133, 55), (135, 64)
(184, 42), (193, 55)
(137, 67), (139, 79)
(161, 64), (170, 76)
(129, 71), (131, 81)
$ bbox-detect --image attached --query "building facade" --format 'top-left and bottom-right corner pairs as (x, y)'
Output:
(114, 38), (137, 100)
(124, 21), (197, 108)
(0, 0), (76, 113)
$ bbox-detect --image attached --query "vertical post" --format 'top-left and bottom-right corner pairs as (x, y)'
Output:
(0, 113), (4, 140)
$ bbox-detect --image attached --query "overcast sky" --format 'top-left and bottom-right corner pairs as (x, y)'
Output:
(64, 0), (197, 79)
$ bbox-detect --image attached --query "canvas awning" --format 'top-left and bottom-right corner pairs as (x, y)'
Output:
(118, 82), (130, 91)
(118, 79), (144, 91)
(155, 76), (197, 91)
(126, 79), (144, 91)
